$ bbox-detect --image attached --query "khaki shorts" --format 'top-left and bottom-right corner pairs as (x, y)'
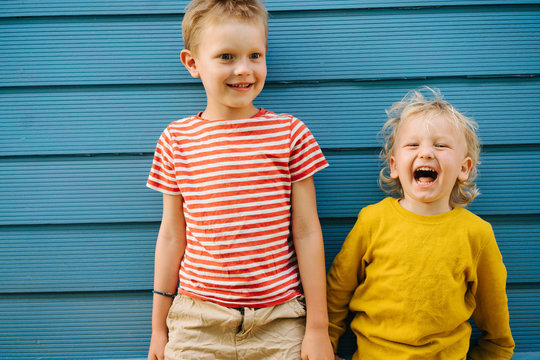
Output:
(164, 294), (306, 360)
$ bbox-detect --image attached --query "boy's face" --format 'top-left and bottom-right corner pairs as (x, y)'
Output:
(389, 113), (473, 215)
(180, 19), (267, 120)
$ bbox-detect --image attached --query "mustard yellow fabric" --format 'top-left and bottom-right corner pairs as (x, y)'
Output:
(327, 197), (514, 360)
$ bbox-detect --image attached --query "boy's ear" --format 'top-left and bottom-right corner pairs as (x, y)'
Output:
(458, 156), (473, 182)
(389, 156), (399, 179)
(180, 49), (200, 78)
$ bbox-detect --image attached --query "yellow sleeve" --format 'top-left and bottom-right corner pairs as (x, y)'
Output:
(326, 212), (368, 352)
(468, 227), (515, 360)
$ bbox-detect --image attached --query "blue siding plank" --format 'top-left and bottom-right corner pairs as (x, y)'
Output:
(0, 292), (151, 359)
(0, 215), (537, 294)
(0, 224), (156, 293)
(2, 78), (540, 156)
(1, 8), (539, 86)
(1, 150), (539, 225)
(1, 1), (539, 17)
(0, 288), (537, 358)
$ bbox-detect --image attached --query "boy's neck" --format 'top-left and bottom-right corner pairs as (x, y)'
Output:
(200, 104), (260, 121)
(398, 198), (453, 216)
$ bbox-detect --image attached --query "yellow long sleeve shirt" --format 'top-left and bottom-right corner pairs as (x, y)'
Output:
(327, 197), (514, 360)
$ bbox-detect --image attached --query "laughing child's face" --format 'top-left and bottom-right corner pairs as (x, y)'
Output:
(389, 112), (473, 215)
(181, 19), (267, 120)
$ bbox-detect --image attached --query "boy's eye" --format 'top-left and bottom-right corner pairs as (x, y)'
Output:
(250, 53), (262, 59)
(435, 144), (448, 148)
(220, 54), (233, 60)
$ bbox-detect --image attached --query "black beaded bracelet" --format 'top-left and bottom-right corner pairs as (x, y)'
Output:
(152, 290), (177, 298)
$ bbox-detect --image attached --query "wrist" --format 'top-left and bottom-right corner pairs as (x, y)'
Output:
(305, 312), (329, 331)
(305, 320), (329, 332)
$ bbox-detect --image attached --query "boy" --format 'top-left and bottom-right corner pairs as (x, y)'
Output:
(146, 1), (334, 359)
(326, 88), (515, 359)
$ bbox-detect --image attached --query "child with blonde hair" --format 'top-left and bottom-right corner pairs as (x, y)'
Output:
(327, 88), (514, 359)
(147, 0), (333, 359)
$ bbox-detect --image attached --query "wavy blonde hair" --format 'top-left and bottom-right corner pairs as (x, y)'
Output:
(182, 0), (268, 54)
(378, 87), (481, 207)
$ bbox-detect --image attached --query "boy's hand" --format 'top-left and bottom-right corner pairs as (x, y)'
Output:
(334, 355), (346, 360)
(301, 327), (334, 360)
(147, 331), (168, 360)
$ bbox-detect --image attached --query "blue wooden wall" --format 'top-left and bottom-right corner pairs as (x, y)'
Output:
(1, 1), (539, 358)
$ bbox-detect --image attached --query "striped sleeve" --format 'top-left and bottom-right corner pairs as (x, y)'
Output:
(146, 127), (180, 195)
(289, 117), (329, 182)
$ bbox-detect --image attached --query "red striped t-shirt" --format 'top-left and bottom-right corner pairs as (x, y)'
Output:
(147, 108), (328, 307)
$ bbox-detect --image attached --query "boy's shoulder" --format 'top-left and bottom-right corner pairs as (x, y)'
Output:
(354, 197), (396, 225)
(453, 206), (494, 232)
(359, 197), (397, 217)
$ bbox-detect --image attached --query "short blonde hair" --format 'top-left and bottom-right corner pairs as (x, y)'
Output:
(379, 87), (481, 207)
(182, 0), (268, 54)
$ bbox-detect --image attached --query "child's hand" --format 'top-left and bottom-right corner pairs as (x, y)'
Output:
(301, 327), (334, 359)
(147, 331), (168, 360)
(334, 355), (346, 360)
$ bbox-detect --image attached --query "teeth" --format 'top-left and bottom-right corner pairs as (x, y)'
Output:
(414, 167), (438, 183)
(229, 84), (251, 88)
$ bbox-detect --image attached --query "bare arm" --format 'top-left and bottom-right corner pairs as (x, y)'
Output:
(148, 193), (187, 360)
(291, 176), (333, 360)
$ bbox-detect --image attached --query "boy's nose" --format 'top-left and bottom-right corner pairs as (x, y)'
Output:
(234, 58), (252, 76)
(418, 146), (434, 159)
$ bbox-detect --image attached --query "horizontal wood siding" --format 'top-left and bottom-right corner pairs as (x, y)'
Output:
(0, 1), (539, 358)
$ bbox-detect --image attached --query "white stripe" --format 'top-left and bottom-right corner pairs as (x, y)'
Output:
(149, 165), (176, 182)
(172, 157), (288, 174)
(171, 149), (289, 165)
(189, 225), (288, 243)
(180, 265), (297, 287)
(182, 257), (296, 279)
(182, 249), (294, 271)
(170, 126), (289, 143)
(185, 189), (287, 206)
(185, 242), (290, 263)
(188, 236), (289, 254)
(175, 169), (289, 184)
(184, 205), (290, 222)
(180, 271), (299, 294)
(290, 146), (323, 172)
(153, 143), (175, 166)
(289, 139), (318, 164)
(156, 137), (174, 155)
(181, 181), (290, 197)
(185, 213), (289, 231)
(291, 120), (309, 140)
(186, 198), (288, 214)
(147, 177), (178, 191)
(178, 174), (290, 190)
(146, 183), (179, 195)
(173, 139), (289, 157)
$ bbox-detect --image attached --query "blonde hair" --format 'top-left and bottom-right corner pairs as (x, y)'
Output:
(182, 0), (268, 54)
(379, 87), (481, 206)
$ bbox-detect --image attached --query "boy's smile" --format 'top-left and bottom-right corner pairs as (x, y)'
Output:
(181, 20), (267, 120)
(389, 113), (473, 215)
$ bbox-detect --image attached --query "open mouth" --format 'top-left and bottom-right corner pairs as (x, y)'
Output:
(228, 83), (253, 88)
(414, 167), (438, 184)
